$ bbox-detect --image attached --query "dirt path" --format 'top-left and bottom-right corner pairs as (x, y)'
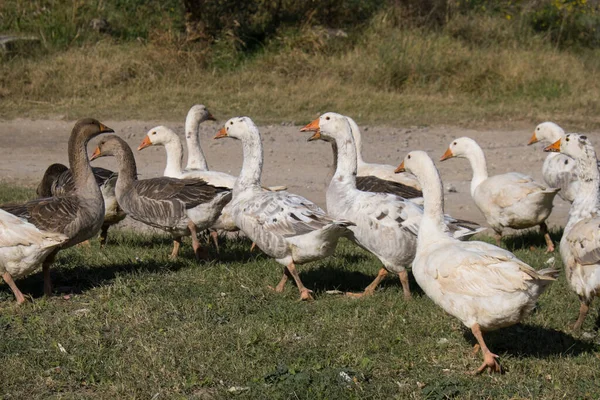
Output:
(2, 118), (595, 233)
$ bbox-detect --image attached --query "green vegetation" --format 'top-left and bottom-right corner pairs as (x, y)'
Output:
(0, 185), (599, 398)
(2, 1), (600, 125)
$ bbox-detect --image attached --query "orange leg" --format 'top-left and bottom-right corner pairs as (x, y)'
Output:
(286, 262), (313, 301)
(573, 299), (590, 331)
(471, 323), (502, 374)
(540, 222), (554, 253)
(2, 272), (26, 304)
(274, 267), (293, 293)
(188, 222), (208, 261)
(250, 242), (257, 252)
(346, 268), (388, 298)
(398, 269), (412, 300)
(209, 230), (220, 254)
(169, 238), (182, 260)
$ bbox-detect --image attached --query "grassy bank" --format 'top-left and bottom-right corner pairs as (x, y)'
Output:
(2, 3), (600, 127)
(0, 185), (599, 398)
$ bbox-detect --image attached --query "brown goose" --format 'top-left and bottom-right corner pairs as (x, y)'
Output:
(37, 164), (126, 247)
(89, 135), (232, 260)
(0, 118), (114, 297)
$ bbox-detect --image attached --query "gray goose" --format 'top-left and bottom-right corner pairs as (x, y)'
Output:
(37, 163), (126, 247)
(90, 135), (232, 260)
(1, 118), (114, 297)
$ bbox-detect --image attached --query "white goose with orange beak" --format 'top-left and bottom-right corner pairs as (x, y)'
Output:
(397, 150), (557, 374)
(214, 116), (354, 301)
(545, 134), (600, 331)
(440, 137), (560, 252)
(528, 122), (579, 203)
(302, 112), (484, 299)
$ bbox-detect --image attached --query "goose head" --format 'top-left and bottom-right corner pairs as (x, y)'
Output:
(300, 112), (351, 143)
(395, 150), (434, 178)
(529, 122), (565, 145)
(544, 133), (594, 160)
(37, 163), (69, 197)
(214, 117), (258, 141)
(73, 118), (115, 143)
(137, 126), (179, 151)
(90, 135), (130, 160)
(440, 137), (479, 161)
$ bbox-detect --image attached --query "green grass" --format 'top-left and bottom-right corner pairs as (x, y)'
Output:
(0, 185), (599, 399)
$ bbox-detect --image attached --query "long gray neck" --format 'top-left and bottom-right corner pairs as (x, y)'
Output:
(68, 131), (100, 198)
(235, 128), (263, 193)
(185, 114), (209, 171)
(114, 143), (138, 195)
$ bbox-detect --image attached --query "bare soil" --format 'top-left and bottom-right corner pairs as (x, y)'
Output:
(2, 118), (595, 233)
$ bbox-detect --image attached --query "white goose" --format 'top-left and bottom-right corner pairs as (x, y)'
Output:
(347, 117), (421, 191)
(397, 150), (557, 374)
(528, 122), (578, 203)
(0, 210), (68, 303)
(184, 104), (214, 172)
(544, 134), (600, 331)
(302, 112), (484, 299)
(441, 137), (560, 252)
(214, 116), (353, 301)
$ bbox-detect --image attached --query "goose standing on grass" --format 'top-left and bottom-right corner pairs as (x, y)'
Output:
(302, 113), (483, 298)
(347, 117), (421, 191)
(0, 118), (114, 297)
(544, 135), (600, 331)
(528, 122), (578, 203)
(440, 137), (560, 252)
(396, 150), (557, 374)
(90, 135), (231, 260)
(214, 116), (353, 301)
(37, 163), (126, 247)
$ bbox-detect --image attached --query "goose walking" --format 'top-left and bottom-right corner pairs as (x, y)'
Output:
(90, 135), (231, 260)
(1, 118), (114, 297)
(37, 163), (125, 247)
(302, 113), (483, 298)
(396, 150), (557, 374)
(440, 137), (560, 252)
(214, 116), (353, 301)
(544, 135), (600, 330)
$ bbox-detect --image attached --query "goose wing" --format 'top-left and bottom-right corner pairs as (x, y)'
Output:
(1, 196), (81, 235)
(356, 175), (423, 199)
(242, 191), (334, 238)
(566, 216), (600, 265)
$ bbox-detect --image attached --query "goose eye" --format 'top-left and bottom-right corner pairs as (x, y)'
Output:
(566, 137), (570, 142)
(537, 127), (540, 131)
(230, 121), (234, 125)
(453, 141), (457, 146)
(152, 132), (156, 135)
(407, 155), (411, 159)
(325, 116), (330, 120)
(581, 135), (587, 140)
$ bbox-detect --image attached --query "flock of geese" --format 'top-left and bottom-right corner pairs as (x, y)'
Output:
(1, 106), (599, 375)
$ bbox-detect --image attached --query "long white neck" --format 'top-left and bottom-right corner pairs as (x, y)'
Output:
(463, 145), (489, 196)
(566, 148), (600, 230)
(184, 114), (209, 171)
(235, 128), (263, 193)
(348, 119), (365, 165)
(331, 136), (358, 189)
(163, 139), (185, 178)
(415, 159), (448, 245)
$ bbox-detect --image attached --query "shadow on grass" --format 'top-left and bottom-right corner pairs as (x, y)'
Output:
(462, 323), (594, 359)
(502, 227), (564, 252)
(298, 264), (425, 297)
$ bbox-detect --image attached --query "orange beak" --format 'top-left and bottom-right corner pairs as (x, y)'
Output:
(207, 113), (216, 121)
(300, 118), (320, 132)
(214, 127), (228, 139)
(301, 118), (321, 141)
(544, 139), (561, 152)
(98, 123), (114, 134)
(394, 161), (405, 174)
(90, 147), (102, 161)
(137, 135), (152, 151)
(440, 148), (454, 161)
(527, 132), (539, 145)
